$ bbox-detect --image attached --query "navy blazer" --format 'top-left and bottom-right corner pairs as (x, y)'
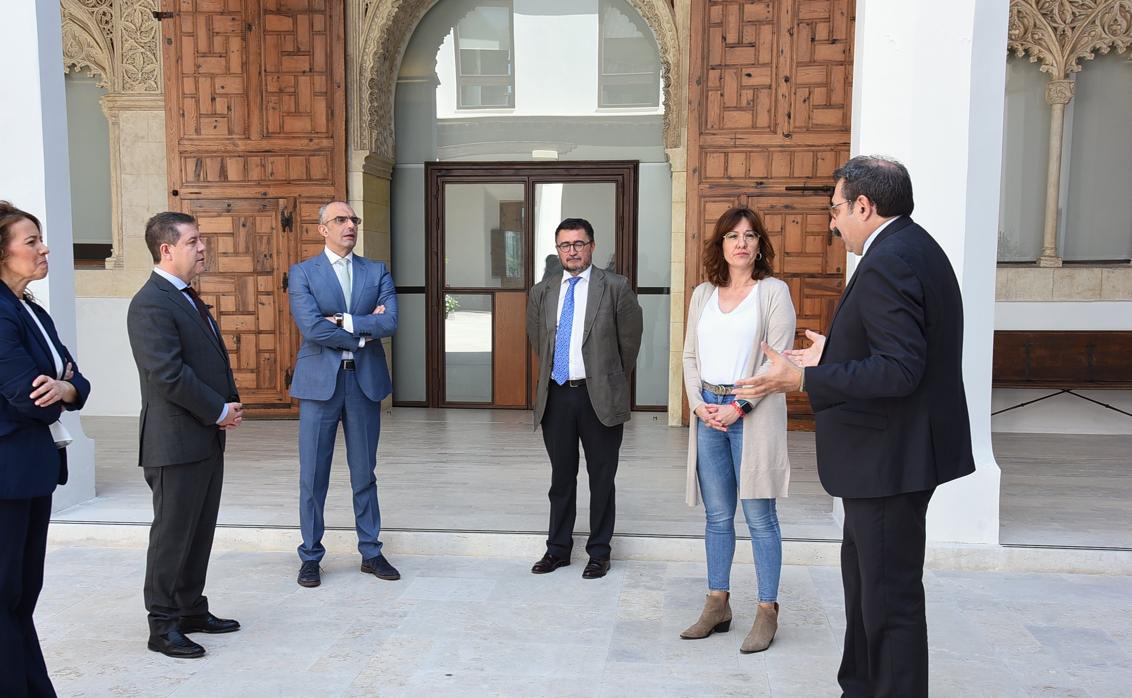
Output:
(0, 283), (90, 499)
(805, 217), (975, 499)
(288, 253), (397, 403)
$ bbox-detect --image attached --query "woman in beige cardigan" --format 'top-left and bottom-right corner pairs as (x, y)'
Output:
(680, 206), (796, 653)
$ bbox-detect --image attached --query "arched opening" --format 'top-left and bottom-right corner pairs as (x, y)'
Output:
(362, 0), (677, 410)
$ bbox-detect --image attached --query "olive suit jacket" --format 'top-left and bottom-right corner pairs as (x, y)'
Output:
(526, 266), (643, 428)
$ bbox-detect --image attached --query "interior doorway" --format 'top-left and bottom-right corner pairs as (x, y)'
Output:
(419, 161), (639, 409)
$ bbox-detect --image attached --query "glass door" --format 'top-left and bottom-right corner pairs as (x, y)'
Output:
(425, 162), (638, 409)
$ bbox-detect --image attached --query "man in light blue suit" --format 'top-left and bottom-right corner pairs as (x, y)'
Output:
(289, 201), (399, 587)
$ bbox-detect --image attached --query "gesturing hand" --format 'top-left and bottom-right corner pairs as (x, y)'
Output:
(372, 305), (385, 315)
(783, 329), (826, 368)
(733, 343), (803, 400)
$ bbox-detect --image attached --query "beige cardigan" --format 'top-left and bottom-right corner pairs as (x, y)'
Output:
(683, 277), (797, 506)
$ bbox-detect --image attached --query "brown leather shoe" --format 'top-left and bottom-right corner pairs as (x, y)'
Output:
(680, 592), (732, 639)
(740, 602), (779, 653)
(531, 553), (570, 574)
(582, 558), (610, 579)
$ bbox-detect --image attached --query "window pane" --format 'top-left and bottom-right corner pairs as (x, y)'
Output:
(998, 56), (1049, 262)
(392, 292), (426, 402)
(444, 182), (526, 288)
(599, 0), (660, 108)
(1063, 54), (1132, 262)
(534, 182), (617, 282)
(445, 293), (493, 402)
(635, 293), (670, 407)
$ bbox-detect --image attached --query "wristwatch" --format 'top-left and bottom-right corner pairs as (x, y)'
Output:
(334, 313), (344, 327)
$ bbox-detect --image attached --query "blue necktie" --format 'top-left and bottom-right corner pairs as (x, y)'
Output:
(552, 276), (582, 385)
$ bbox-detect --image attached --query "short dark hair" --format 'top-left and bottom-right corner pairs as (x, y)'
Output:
(144, 211), (197, 262)
(703, 206), (775, 286)
(555, 218), (594, 241)
(833, 155), (914, 217)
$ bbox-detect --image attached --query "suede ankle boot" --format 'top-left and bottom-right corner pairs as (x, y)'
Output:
(680, 592), (732, 639)
(740, 602), (778, 653)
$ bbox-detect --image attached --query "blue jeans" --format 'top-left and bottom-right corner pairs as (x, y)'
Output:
(696, 389), (782, 602)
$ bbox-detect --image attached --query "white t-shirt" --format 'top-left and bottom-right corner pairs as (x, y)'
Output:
(696, 283), (761, 385)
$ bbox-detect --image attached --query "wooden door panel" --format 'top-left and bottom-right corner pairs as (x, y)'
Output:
(162, 0), (346, 416)
(493, 292), (529, 408)
(687, 0), (856, 425)
(186, 198), (295, 409)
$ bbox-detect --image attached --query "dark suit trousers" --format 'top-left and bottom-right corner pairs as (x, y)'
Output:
(143, 448), (223, 636)
(541, 382), (623, 560)
(838, 488), (934, 698)
(0, 495), (55, 698)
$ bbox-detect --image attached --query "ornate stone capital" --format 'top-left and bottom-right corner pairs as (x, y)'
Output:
(1045, 78), (1076, 104)
(100, 92), (164, 112)
(61, 0), (115, 88)
(1009, 0), (1132, 79)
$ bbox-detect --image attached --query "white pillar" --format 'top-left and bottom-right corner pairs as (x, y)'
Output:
(0, 0), (95, 511)
(851, 0), (1007, 544)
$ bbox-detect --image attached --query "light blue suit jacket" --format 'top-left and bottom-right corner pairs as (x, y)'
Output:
(288, 252), (397, 402)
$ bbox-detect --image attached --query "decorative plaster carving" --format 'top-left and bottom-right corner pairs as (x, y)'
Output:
(116, 0), (161, 93)
(1044, 78), (1076, 103)
(354, 0), (684, 158)
(61, 0), (114, 88)
(1009, 0), (1132, 78)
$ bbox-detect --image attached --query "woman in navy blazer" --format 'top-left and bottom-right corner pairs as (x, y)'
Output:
(0, 202), (90, 697)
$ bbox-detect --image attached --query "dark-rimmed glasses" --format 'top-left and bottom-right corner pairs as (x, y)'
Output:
(556, 240), (593, 252)
(322, 215), (361, 226)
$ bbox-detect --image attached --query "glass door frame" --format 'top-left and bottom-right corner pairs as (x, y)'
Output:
(423, 161), (639, 409)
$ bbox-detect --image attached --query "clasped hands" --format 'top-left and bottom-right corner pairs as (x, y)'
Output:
(219, 402), (243, 431)
(729, 329), (827, 402)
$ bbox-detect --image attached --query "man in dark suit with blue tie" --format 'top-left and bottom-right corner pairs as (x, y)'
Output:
(289, 201), (398, 588)
(736, 156), (975, 696)
(526, 218), (643, 580)
(128, 212), (244, 659)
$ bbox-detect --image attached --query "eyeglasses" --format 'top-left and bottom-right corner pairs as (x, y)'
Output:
(556, 240), (593, 252)
(722, 231), (758, 244)
(322, 215), (361, 226)
(829, 200), (850, 216)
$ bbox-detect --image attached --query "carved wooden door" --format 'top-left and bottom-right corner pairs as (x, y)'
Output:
(160, 0), (346, 415)
(687, 0), (854, 423)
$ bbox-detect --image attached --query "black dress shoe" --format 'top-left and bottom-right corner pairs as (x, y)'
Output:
(148, 629), (206, 658)
(361, 554), (401, 580)
(582, 558), (611, 579)
(531, 552), (570, 574)
(298, 560), (321, 588)
(180, 612), (240, 634)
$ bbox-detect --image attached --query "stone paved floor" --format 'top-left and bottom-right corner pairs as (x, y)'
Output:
(37, 547), (1132, 697)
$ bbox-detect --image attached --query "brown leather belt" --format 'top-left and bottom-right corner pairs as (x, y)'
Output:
(701, 380), (734, 396)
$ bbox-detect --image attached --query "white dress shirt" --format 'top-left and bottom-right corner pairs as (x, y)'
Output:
(322, 247), (367, 358)
(555, 265), (592, 381)
(696, 282), (761, 385)
(152, 266), (227, 424)
(861, 215), (901, 257)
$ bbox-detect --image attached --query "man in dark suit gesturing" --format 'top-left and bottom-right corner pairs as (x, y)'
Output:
(127, 212), (244, 659)
(735, 156), (975, 697)
(526, 218), (642, 580)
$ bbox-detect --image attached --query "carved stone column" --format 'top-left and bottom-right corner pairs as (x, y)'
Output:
(1039, 79), (1074, 267)
(1008, 0), (1132, 268)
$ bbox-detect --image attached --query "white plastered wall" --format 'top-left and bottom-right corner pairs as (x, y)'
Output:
(851, 0), (1008, 544)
